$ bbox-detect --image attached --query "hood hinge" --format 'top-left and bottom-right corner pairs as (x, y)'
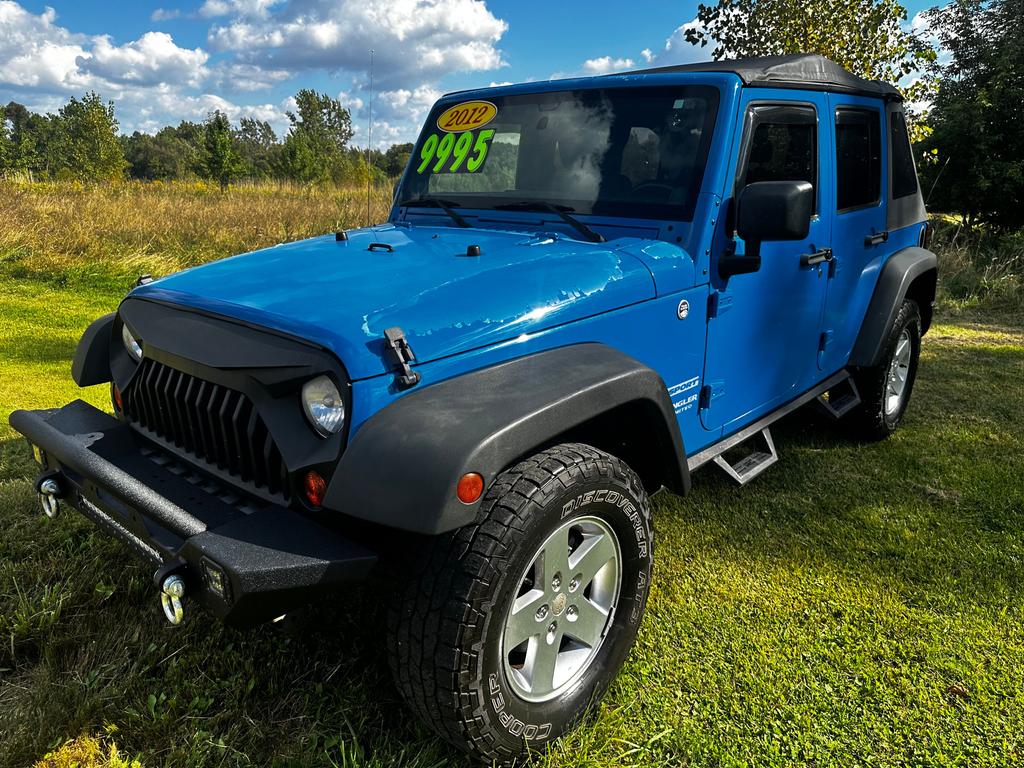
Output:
(383, 327), (421, 390)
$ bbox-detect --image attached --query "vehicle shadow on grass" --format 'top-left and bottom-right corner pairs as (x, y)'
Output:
(665, 332), (1024, 611)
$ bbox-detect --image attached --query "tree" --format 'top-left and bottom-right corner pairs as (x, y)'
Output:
(918, 0), (1024, 229)
(382, 143), (414, 177)
(202, 111), (243, 190)
(283, 89), (354, 183)
(51, 92), (126, 180)
(123, 127), (200, 180)
(685, 0), (938, 139)
(0, 104), (10, 171)
(234, 117), (281, 179)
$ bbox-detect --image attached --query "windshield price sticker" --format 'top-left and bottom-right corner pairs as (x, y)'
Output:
(437, 100), (497, 133)
(417, 128), (495, 175)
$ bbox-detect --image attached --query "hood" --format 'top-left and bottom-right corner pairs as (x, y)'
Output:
(131, 224), (656, 380)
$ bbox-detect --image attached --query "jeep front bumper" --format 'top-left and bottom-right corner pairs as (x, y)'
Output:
(8, 400), (377, 628)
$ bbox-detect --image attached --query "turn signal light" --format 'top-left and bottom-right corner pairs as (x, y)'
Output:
(112, 384), (123, 412)
(457, 472), (484, 504)
(304, 470), (327, 508)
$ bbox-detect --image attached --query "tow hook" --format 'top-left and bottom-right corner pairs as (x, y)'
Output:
(38, 477), (61, 518)
(160, 575), (186, 625)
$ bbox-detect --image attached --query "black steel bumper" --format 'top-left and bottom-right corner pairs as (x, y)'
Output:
(8, 400), (377, 628)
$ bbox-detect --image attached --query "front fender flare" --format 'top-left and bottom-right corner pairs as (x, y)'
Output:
(325, 344), (687, 534)
(71, 312), (115, 387)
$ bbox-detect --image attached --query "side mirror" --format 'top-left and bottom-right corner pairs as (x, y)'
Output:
(720, 180), (814, 278)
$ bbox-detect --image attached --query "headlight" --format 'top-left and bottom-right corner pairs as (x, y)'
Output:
(122, 323), (142, 361)
(301, 375), (345, 437)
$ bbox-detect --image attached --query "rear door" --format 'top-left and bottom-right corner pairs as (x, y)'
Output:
(702, 91), (832, 432)
(818, 96), (887, 373)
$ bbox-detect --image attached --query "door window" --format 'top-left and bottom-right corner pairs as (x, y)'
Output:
(738, 104), (818, 212)
(835, 108), (881, 211)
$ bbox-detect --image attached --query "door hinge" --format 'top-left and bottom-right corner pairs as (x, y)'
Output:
(708, 291), (733, 319)
(383, 327), (421, 389)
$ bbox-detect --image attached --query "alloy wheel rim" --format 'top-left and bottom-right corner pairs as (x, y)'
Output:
(501, 515), (622, 703)
(885, 329), (913, 417)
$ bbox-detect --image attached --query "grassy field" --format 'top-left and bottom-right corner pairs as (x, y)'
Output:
(1, 182), (1022, 767)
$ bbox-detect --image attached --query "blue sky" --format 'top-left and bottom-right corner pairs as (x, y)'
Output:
(0, 0), (937, 147)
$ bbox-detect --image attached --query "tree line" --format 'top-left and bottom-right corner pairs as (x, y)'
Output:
(689, 0), (1021, 230)
(0, 88), (413, 188)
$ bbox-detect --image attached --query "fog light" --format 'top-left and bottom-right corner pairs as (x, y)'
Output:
(202, 558), (230, 601)
(457, 472), (484, 504)
(305, 470), (327, 508)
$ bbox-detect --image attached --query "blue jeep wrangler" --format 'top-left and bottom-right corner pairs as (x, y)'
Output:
(11, 55), (936, 762)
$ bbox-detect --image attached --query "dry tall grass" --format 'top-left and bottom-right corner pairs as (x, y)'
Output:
(0, 179), (393, 289)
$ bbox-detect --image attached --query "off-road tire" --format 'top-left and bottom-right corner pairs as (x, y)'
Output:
(845, 298), (922, 441)
(386, 443), (654, 763)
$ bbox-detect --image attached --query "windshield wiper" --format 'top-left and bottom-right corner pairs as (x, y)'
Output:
(494, 201), (606, 243)
(397, 197), (471, 228)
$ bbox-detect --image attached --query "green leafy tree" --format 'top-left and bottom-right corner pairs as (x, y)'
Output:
(51, 92), (127, 181)
(202, 110), (243, 190)
(918, 0), (1024, 229)
(283, 89), (354, 183)
(685, 0), (938, 139)
(234, 117), (282, 179)
(123, 128), (200, 180)
(382, 143), (414, 177)
(0, 104), (10, 171)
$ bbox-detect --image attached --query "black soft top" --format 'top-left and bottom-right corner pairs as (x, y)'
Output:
(627, 54), (901, 101)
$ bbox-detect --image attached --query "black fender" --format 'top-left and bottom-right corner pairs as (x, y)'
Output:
(325, 343), (688, 535)
(850, 247), (937, 368)
(71, 312), (115, 387)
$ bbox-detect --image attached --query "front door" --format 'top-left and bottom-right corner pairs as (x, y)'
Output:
(701, 92), (832, 432)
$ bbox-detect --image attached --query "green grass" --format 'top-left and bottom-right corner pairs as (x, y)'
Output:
(1, 188), (1022, 765)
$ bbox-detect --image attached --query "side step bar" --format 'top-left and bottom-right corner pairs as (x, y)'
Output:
(815, 377), (862, 420)
(687, 370), (851, 484)
(712, 427), (777, 485)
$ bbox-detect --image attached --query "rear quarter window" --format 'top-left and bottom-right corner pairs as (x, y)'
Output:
(890, 111), (919, 199)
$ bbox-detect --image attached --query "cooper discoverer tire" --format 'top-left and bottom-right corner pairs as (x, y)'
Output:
(845, 298), (922, 441)
(386, 443), (654, 763)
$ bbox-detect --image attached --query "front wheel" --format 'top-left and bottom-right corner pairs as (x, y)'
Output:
(386, 443), (653, 763)
(844, 298), (922, 441)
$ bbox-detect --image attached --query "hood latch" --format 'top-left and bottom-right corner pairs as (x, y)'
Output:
(383, 327), (421, 390)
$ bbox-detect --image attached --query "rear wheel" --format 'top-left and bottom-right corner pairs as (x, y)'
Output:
(844, 298), (922, 441)
(386, 443), (653, 763)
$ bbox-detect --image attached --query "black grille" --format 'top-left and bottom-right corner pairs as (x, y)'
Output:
(124, 359), (290, 500)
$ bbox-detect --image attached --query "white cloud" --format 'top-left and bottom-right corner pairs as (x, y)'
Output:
(580, 56), (635, 75)
(206, 0), (508, 87)
(150, 8), (181, 22)
(0, 1), (88, 91)
(81, 32), (209, 88)
(644, 18), (708, 67)
(0, 2), (210, 96)
(199, 0), (282, 18)
(217, 62), (290, 91)
(351, 82), (442, 147)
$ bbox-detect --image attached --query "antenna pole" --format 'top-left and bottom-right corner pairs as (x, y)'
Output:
(366, 48), (374, 228)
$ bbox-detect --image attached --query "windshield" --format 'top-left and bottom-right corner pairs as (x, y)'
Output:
(397, 85), (720, 222)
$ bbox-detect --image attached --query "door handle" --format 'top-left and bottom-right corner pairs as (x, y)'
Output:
(801, 248), (833, 267)
(864, 231), (889, 247)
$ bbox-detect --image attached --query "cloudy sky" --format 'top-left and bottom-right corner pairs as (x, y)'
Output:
(0, 0), (935, 147)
